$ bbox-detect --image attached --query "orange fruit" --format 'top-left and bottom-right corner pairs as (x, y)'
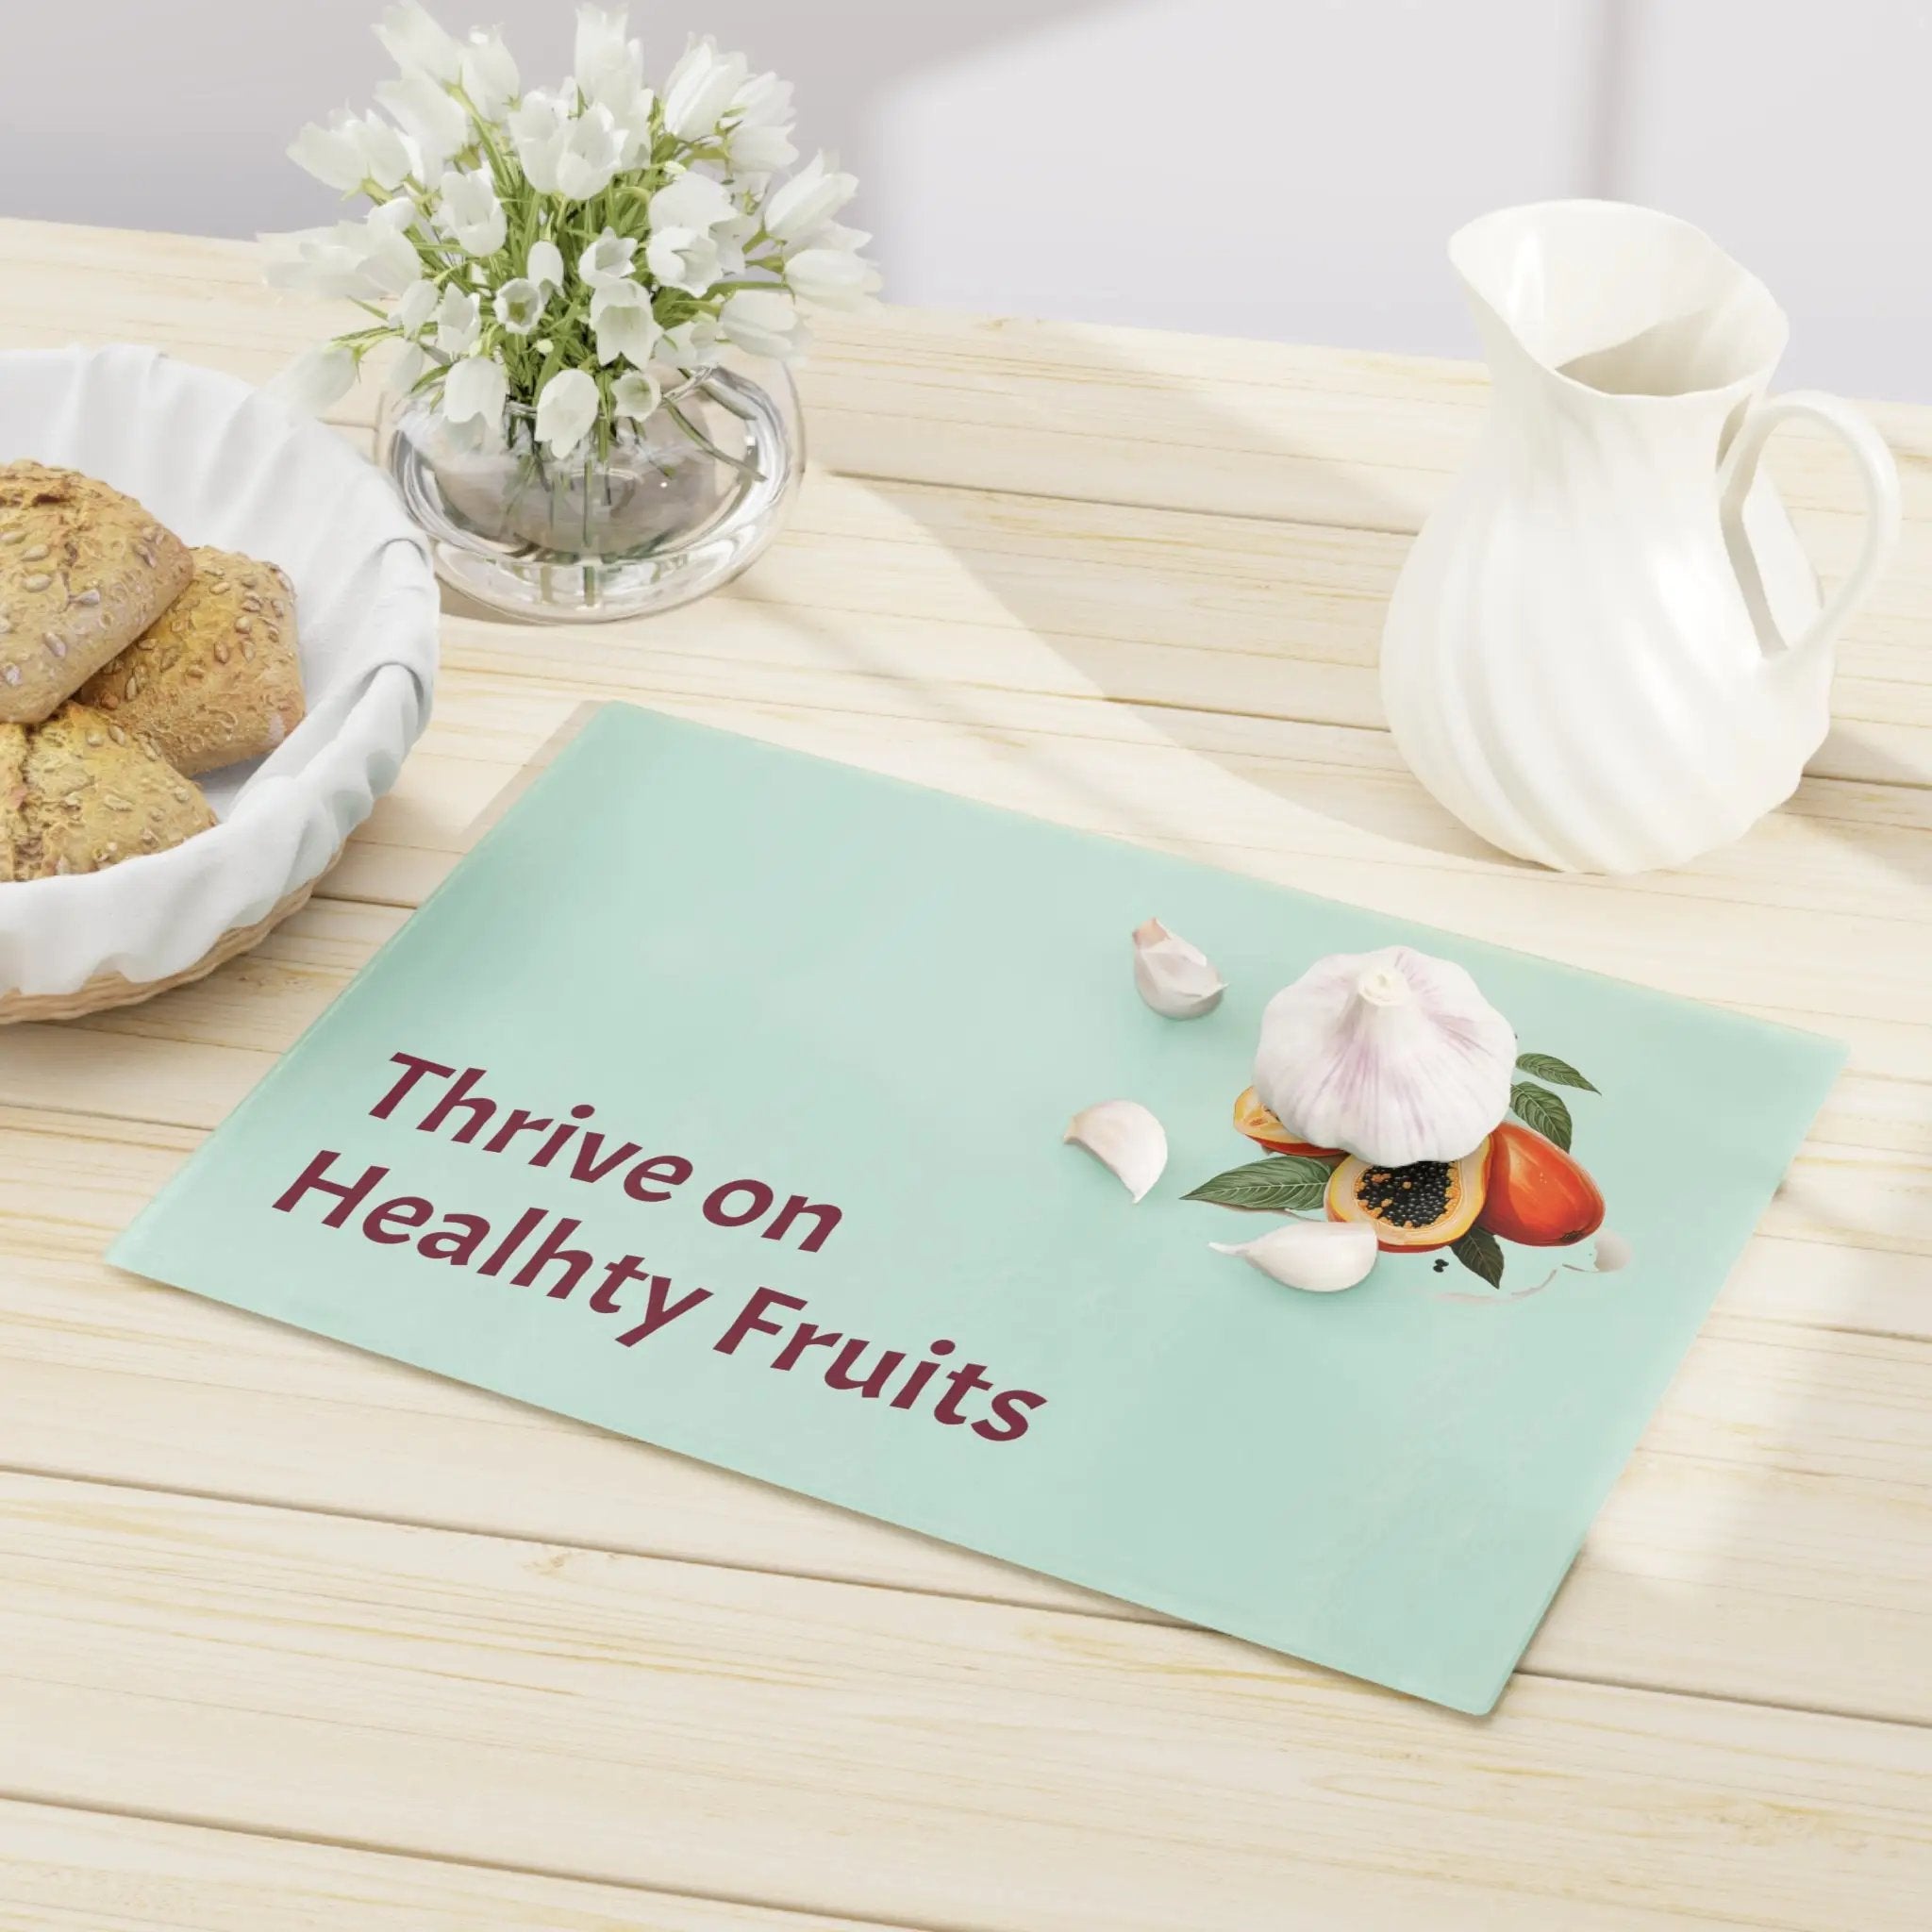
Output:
(1478, 1122), (1605, 1246)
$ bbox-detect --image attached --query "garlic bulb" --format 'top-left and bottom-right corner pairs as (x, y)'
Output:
(1132, 917), (1224, 1019)
(1063, 1100), (1168, 1203)
(1209, 1220), (1378, 1292)
(1252, 944), (1515, 1168)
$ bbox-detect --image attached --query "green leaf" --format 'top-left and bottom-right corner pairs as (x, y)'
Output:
(1451, 1225), (1505, 1289)
(1515, 1052), (1599, 1094)
(1509, 1081), (1574, 1152)
(1183, 1155), (1340, 1213)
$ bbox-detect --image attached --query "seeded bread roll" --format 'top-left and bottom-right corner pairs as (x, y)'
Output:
(0, 462), (193, 726)
(0, 701), (215, 882)
(0, 722), (25, 884)
(77, 546), (305, 775)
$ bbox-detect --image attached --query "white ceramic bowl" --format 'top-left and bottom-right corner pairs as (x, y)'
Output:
(0, 345), (440, 1000)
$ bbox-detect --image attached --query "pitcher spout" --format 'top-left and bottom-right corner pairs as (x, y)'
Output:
(1451, 201), (1788, 409)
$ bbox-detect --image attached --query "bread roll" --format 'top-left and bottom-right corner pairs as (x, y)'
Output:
(0, 462), (193, 725)
(0, 723), (26, 885)
(78, 546), (305, 775)
(0, 701), (215, 881)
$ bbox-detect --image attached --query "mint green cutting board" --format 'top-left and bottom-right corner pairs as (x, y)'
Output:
(111, 704), (1844, 1712)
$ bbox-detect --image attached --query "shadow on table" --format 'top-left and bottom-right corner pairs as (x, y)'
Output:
(1798, 730), (1932, 891)
(814, 315), (1505, 869)
(1524, 1228), (1930, 1730)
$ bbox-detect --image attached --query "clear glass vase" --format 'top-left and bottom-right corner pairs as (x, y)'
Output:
(377, 360), (803, 622)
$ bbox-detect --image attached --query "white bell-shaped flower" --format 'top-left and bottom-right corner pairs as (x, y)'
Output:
(765, 151), (858, 245)
(492, 278), (547, 336)
(375, 1), (460, 81)
(268, 343), (358, 415)
(442, 352), (508, 429)
(535, 368), (599, 460)
(437, 167), (506, 258)
(590, 281), (661, 368)
(612, 368), (663, 424)
(661, 35), (749, 139)
(459, 28), (519, 118)
(718, 287), (803, 359)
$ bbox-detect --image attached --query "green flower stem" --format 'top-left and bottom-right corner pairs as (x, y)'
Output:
(664, 398), (762, 479)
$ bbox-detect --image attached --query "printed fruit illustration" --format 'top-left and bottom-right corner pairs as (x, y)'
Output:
(1478, 1121), (1604, 1246)
(1232, 1087), (1343, 1159)
(1324, 1144), (1490, 1251)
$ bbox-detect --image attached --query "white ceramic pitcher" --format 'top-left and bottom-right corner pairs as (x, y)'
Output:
(1381, 201), (1900, 874)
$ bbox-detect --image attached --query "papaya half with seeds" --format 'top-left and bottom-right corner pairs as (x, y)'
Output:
(1478, 1121), (1604, 1246)
(1324, 1143), (1489, 1251)
(1232, 1086), (1343, 1160)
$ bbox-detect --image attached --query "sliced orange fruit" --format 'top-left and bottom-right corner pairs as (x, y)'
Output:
(1324, 1143), (1490, 1252)
(1232, 1086), (1344, 1160)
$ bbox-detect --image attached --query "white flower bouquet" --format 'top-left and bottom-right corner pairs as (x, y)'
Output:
(267, 2), (878, 472)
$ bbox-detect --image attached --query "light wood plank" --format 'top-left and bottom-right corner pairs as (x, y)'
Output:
(2, 1105), (1929, 1724)
(341, 656), (1932, 943)
(0, 1798), (890, 1932)
(3, 1474), (1929, 1932)
(4, 221), (1925, 789)
(4, 216), (1926, 535)
(0, 222), (336, 403)
(798, 313), (1932, 559)
(726, 471), (1932, 788)
(419, 617), (1932, 944)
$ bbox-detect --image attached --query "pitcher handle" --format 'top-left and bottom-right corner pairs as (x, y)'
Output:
(1719, 390), (1901, 669)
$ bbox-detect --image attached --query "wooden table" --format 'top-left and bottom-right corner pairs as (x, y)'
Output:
(1, 218), (1928, 1931)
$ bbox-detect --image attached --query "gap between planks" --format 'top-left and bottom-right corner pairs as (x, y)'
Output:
(395, 640), (1932, 820)
(287, 657), (1932, 974)
(0, 1792), (931, 1932)
(3, 1469), (1928, 1932)
(386, 658), (1932, 900)
(6, 1453), (1926, 1740)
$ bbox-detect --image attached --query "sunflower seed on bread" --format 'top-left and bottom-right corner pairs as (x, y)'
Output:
(0, 700), (215, 881)
(0, 461), (193, 726)
(78, 546), (305, 774)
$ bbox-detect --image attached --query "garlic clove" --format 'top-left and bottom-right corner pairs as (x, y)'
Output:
(1064, 1100), (1168, 1203)
(1581, 1229), (1631, 1274)
(1132, 917), (1225, 1019)
(1253, 943), (1516, 1168)
(1209, 1219), (1378, 1292)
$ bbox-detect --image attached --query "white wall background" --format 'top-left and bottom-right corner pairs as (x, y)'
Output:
(1, 0), (1926, 397)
